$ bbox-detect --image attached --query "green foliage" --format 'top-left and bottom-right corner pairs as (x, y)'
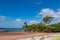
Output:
(23, 23), (60, 32)
(50, 24), (60, 32)
(27, 24), (39, 32)
(22, 16), (60, 33)
(25, 23), (51, 32)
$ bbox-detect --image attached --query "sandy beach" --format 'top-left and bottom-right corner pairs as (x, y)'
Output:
(0, 31), (58, 40)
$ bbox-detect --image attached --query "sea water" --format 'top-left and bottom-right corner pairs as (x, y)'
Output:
(0, 28), (23, 31)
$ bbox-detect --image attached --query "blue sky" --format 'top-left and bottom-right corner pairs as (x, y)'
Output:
(0, 0), (60, 28)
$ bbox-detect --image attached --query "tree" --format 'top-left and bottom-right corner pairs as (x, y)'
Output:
(41, 16), (53, 32)
(23, 21), (28, 31)
(42, 16), (53, 24)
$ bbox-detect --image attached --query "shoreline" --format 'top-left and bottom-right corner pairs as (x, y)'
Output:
(0, 31), (60, 40)
(0, 31), (59, 35)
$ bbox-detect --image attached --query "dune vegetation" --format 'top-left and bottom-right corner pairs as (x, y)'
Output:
(23, 16), (60, 33)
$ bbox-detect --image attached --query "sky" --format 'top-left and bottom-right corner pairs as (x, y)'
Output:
(0, 0), (60, 28)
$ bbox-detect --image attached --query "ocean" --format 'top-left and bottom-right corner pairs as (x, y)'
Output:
(0, 28), (23, 31)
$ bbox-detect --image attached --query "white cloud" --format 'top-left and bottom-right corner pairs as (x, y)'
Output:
(30, 20), (37, 23)
(38, 8), (56, 17)
(0, 16), (6, 26)
(0, 16), (23, 28)
(37, 8), (60, 23)
(16, 19), (21, 22)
